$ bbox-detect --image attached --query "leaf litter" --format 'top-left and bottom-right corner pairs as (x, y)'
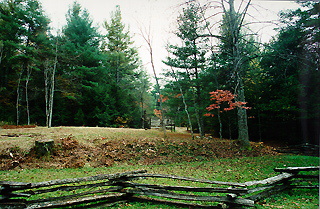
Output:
(0, 127), (278, 170)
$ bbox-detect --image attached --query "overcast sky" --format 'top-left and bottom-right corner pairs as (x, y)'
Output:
(38, 0), (300, 79)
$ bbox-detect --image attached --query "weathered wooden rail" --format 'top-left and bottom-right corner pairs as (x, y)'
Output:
(0, 166), (318, 208)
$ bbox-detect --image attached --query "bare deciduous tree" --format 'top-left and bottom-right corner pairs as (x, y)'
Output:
(169, 66), (195, 139)
(44, 40), (58, 128)
(138, 25), (167, 138)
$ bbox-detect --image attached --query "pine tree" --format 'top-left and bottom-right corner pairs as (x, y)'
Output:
(259, 2), (320, 145)
(102, 5), (143, 127)
(0, 0), (50, 125)
(164, 2), (209, 137)
(57, 2), (103, 126)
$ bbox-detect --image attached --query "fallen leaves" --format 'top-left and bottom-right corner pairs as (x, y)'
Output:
(1, 125), (37, 129)
(0, 131), (279, 170)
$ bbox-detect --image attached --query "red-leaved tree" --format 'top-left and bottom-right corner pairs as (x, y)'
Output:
(204, 90), (250, 139)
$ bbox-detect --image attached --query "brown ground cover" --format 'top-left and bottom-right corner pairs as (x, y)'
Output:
(1, 124), (37, 129)
(0, 126), (278, 170)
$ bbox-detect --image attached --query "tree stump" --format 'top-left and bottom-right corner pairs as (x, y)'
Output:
(35, 139), (54, 157)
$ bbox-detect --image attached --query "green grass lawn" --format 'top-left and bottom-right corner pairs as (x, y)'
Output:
(0, 155), (319, 208)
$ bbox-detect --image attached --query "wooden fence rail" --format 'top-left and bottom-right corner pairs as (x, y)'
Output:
(0, 166), (318, 208)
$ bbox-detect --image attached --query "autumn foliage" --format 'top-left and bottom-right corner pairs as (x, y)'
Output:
(154, 94), (170, 119)
(154, 109), (162, 119)
(204, 90), (250, 117)
(157, 94), (169, 103)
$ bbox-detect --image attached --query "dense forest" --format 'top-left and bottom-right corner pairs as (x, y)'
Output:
(0, 0), (319, 146)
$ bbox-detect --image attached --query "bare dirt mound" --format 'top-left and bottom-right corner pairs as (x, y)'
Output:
(0, 127), (278, 170)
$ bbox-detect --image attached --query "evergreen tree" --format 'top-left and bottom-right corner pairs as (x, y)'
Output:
(102, 5), (143, 127)
(0, 0), (50, 125)
(259, 2), (319, 144)
(56, 1), (103, 126)
(0, 0), (24, 122)
(163, 2), (209, 137)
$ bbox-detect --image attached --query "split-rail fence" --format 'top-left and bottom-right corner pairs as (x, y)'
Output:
(0, 166), (318, 208)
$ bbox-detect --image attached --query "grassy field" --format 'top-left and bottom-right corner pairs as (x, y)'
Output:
(0, 126), (319, 208)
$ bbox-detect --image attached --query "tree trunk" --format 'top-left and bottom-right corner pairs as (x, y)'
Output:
(152, 54), (166, 138)
(217, 110), (223, 140)
(25, 65), (32, 125)
(141, 96), (144, 129)
(225, 0), (251, 149)
(170, 67), (194, 139)
(49, 44), (58, 128)
(16, 69), (23, 125)
(194, 90), (204, 138)
(140, 26), (166, 138)
(184, 62), (203, 138)
(44, 41), (57, 128)
(193, 41), (204, 138)
(44, 61), (50, 127)
(35, 139), (54, 157)
(182, 92), (194, 139)
(236, 81), (250, 148)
